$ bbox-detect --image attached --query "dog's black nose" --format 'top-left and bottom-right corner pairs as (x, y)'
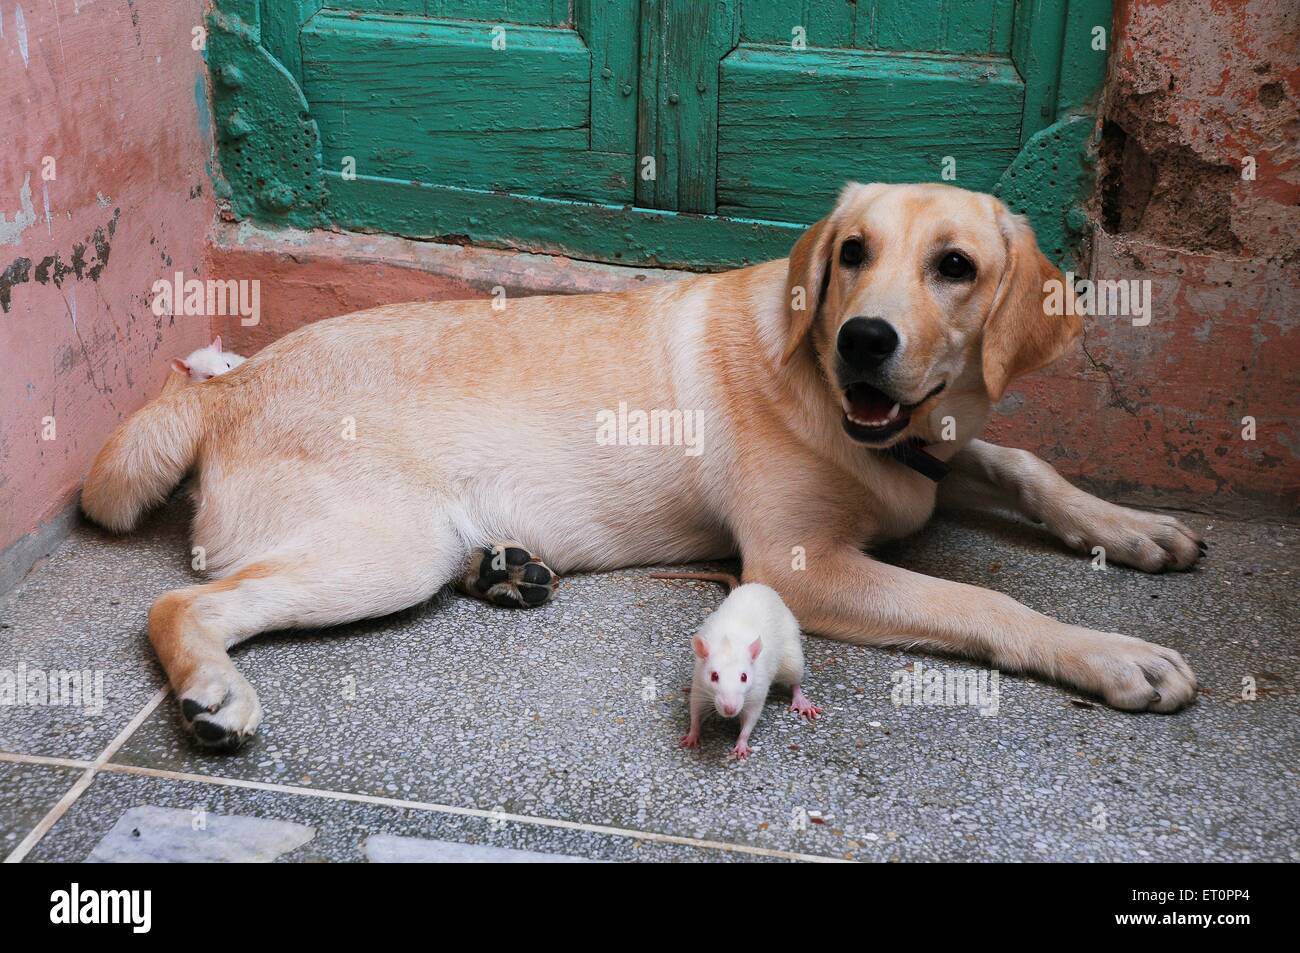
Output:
(837, 317), (899, 370)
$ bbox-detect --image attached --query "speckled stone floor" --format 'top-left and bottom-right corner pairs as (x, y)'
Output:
(2, 496), (1296, 862)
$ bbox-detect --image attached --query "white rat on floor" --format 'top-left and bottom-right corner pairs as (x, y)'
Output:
(652, 571), (821, 758)
(172, 336), (245, 382)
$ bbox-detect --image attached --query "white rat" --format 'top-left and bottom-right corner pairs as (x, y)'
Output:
(653, 571), (821, 758)
(172, 335), (245, 382)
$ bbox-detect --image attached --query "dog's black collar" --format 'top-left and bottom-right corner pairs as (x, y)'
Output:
(882, 439), (950, 482)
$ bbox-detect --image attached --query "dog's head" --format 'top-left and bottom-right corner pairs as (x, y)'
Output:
(782, 182), (1080, 447)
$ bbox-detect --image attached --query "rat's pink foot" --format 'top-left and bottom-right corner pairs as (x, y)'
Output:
(790, 687), (822, 721)
(680, 731), (700, 748)
(730, 740), (752, 759)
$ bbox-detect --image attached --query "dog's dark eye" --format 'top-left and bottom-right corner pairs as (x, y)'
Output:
(937, 251), (975, 281)
(840, 239), (865, 267)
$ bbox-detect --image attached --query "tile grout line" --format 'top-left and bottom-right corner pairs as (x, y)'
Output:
(0, 752), (96, 770)
(2, 687), (170, 864)
(95, 762), (850, 863)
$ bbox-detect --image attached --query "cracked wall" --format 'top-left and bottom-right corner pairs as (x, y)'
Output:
(988, 0), (1299, 517)
(1, 0), (214, 573)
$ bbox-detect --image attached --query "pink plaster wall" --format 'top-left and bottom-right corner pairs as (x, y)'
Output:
(0, 0), (214, 563)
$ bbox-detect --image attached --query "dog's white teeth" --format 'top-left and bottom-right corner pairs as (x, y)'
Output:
(888, 403), (901, 419)
(849, 413), (887, 427)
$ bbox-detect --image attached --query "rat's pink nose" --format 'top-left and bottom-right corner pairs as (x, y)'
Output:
(722, 703), (738, 716)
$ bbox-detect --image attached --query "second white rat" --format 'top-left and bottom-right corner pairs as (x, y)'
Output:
(653, 571), (821, 758)
(172, 335), (245, 382)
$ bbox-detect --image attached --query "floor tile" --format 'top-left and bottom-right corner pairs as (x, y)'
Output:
(0, 761), (84, 855)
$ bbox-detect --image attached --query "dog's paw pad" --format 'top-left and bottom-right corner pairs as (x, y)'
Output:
(461, 543), (559, 609)
(178, 669), (263, 753)
(181, 698), (207, 722)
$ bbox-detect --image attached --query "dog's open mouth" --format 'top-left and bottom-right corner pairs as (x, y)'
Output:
(840, 381), (946, 444)
(841, 382), (909, 442)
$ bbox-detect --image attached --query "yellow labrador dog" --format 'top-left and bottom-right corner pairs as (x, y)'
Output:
(83, 183), (1202, 750)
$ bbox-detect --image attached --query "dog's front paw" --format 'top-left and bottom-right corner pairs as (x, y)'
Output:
(458, 542), (559, 608)
(1064, 630), (1197, 713)
(1044, 498), (1205, 573)
(179, 665), (263, 752)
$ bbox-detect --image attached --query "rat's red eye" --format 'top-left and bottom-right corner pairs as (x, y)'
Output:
(710, 672), (719, 682)
(740, 673), (748, 683)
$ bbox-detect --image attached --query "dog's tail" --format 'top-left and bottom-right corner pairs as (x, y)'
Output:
(81, 382), (208, 532)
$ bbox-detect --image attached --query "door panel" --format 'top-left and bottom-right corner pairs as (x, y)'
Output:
(339, 1), (570, 25)
(428, 0), (571, 25)
(736, 0), (1016, 56)
(713, 0), (1025, 223)
(717, 48), (1023, 221)
(299, 5), (635, 203)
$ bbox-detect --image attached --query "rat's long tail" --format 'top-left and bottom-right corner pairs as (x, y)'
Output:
(650, 571), (741, 593)
(81, 382), (207, 532)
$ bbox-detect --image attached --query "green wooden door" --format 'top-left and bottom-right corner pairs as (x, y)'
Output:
(206, 0), (1110, 268)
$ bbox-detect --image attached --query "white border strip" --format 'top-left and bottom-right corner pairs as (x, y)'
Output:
(0, 752), (93, 770)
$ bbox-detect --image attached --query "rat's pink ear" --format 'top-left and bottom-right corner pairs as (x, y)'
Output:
(171, 359), (189, 375)
(748, 637), (763, 660)
(211, 335), (223, 352)
(692, 636), (710, 660)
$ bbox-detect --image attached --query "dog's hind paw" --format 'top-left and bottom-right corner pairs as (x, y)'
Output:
(458, 542), (559, 608)
(178, 665), (263, 752)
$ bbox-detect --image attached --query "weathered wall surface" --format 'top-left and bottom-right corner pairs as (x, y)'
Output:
(0, 0), (214, 586)
(988, 0), (1298, 517)
(206, 223), (682, 354)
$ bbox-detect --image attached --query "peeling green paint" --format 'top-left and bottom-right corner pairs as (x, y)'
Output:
(194, 73), (212, 148)
(995, 114), (1097, 270)
(994, 0), (1111, 268)
(207, 0), (1111, 269)
(206, 5), (329, 228)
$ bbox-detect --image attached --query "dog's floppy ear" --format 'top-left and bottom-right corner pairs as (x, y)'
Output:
(781, 214), (836, 366)
(981, 210), (1081, 401)
(782, 182), (886, 365)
